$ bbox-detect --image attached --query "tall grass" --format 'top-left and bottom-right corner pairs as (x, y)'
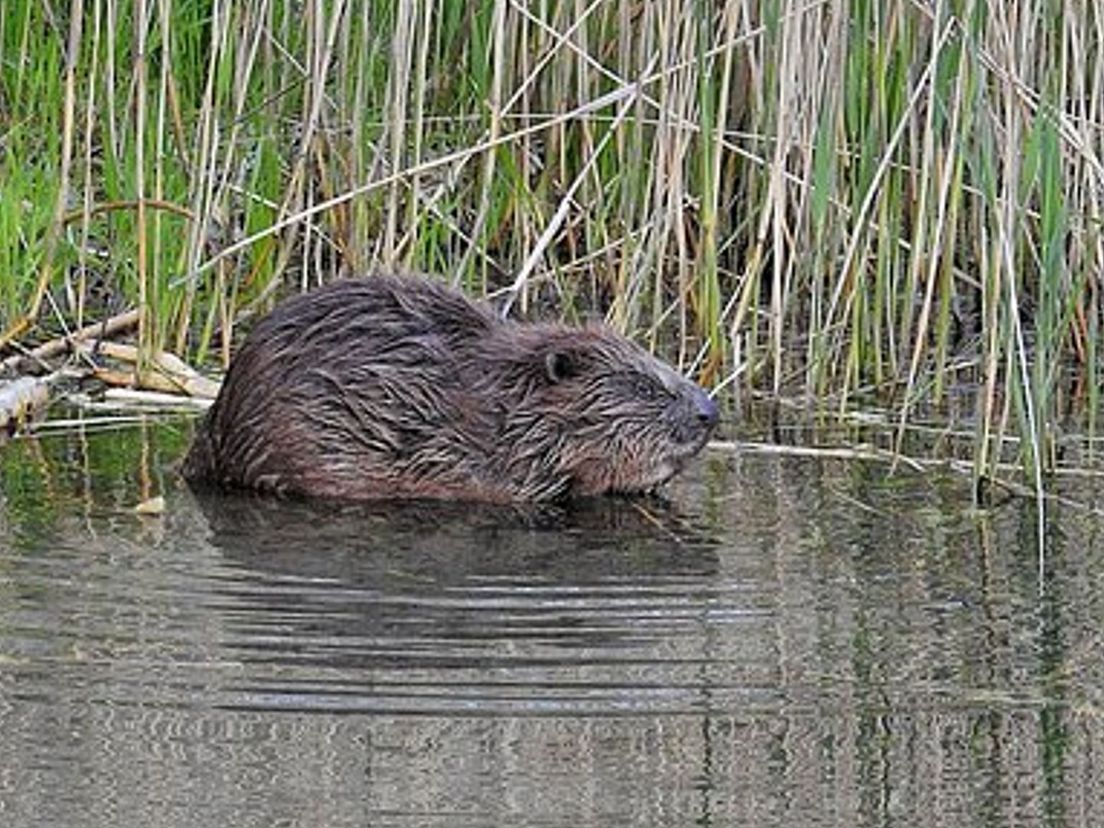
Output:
(1, 0), (1102, 487)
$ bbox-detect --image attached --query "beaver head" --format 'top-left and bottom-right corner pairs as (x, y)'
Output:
(184, 274), (719, 503)
(477, 324), (719, 500)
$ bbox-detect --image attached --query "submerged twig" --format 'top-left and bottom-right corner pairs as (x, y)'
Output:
(711, 440), (1104, 518)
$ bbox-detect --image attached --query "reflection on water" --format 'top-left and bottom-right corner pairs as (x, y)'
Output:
(203, 494), (729, 716)
(1, 415), (1103, 827)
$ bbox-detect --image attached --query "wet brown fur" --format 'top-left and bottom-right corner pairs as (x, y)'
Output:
(183, 272), (718, 503)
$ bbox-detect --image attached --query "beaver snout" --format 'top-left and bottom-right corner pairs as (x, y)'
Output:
(692, 387), (719, 430)
(667, 384), (719, 449)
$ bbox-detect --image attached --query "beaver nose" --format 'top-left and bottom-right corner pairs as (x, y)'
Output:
(693, 387), (719, 429)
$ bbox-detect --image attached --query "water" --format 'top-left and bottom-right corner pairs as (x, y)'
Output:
(1, 416), (1103, 826)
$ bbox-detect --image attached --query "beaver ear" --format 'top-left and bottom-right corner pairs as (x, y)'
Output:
(544, 348), (581, 384)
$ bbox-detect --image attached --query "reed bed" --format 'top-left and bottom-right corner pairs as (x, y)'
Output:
(1, 0), (1102, 494)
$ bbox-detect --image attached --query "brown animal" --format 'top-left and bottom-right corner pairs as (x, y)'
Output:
(182, 273), (719, 502)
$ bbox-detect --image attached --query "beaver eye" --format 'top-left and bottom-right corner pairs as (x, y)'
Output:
(545, 350), (580, 383)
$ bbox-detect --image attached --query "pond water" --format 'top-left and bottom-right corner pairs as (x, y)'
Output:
(1, 415), (1103, 827)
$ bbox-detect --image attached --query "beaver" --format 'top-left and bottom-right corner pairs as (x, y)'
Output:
(182, 272), (719, 502)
